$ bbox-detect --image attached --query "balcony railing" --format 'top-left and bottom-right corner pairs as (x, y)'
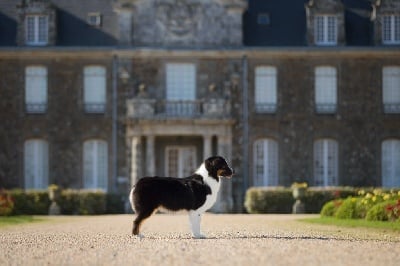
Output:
(26, 103), (47, 113)
(127, 98), (231, 119)
(384, 103), (400, 114)
(315, 103), (337, 114)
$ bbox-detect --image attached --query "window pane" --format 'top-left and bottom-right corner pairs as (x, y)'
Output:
(83, 140), (108, 190)
(382, 140), (400, 187)
(255, 66), (277, 113)
(253, 139), (279, 186)
(84, 66), (106, 113)
(315, 66), (337, 113)
(314, 139), (338, 186)
(25, 66), (47, 113)
(383, 66), (400, 113)
(24, 139), (49, 189)
(38, 16), (48, 43)
(166, 63), (196, 100)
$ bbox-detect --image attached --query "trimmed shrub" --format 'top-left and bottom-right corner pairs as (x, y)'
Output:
(365, 201), (393, 221)
(78, 191), (106, 215)
(106, 194), (125, 214)
(244, 187), (293, 214)
(335, 197), (359, 219)
(10, 189), (50, 215)
(320, 200), (342, 217)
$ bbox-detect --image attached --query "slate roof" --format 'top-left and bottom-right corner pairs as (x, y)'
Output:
(0, 0), (381, 47)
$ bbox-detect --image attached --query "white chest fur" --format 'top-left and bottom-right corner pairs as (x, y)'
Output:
(194, 163), (221, 213)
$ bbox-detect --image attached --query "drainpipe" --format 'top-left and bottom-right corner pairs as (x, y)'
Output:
(242, 55), (249, 203)
(112, 55), (118, 193)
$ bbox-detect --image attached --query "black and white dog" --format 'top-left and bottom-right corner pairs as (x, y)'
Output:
(129, 156), (233, 238)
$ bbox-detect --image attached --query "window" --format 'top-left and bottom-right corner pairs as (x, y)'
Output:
(382, 139), (400, 187)
(83, 140), (108, 190)
(25, 66), (47, 113)
(24, 139), (49, 189)
(255, 66), (277, 113)
(315, 15), (337, 45)
(382, 15), (400, 44)
(253, 139), (279, 186)
(315, 66), (337, 113)
(84, 66), (106, 113)
(165, 146), (196, 177)
(382, 66), (400, 113)
(314, 139), (338, 186)
(87, 13), (102, 27)
(257, 13), (270, 26)
(26, 15), (48, 45)
(166, 63), (197, 115)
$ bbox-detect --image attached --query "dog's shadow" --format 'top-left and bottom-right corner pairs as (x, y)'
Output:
(131, 234), (348, 242)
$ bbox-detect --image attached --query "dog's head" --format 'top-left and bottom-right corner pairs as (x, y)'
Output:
(205, 156), (233, 180)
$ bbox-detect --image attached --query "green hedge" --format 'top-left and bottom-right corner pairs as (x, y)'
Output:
(245, 187), (358, 214)
(1, 189), (125, 216)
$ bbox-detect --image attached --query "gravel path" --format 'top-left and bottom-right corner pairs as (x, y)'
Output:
(1, 214), (399, 266)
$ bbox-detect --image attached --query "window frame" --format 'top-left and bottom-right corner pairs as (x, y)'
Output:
(83, 66), (107, 113)
(382, 66), (400, 113)
(83, 139), (108, 191)
(24, 139), (49, 189)
(314, 15), (338, 46)
(25, 15), (48, 46)
(382, 14), (400, 45)
(254, 66), (278, 113)
(314, 66), (337, 114)
(313, 139), (339, 187)
(253, 138), (279, 186)
(25, 66), (48, 114)
(382, 139), (400, 188)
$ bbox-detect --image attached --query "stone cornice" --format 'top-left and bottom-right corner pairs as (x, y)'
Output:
(0, 46), (399, 59)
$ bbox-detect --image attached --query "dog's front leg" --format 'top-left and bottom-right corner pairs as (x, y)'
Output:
(189, 211), (205, 239)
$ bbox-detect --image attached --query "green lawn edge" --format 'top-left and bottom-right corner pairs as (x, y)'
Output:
(0, 216), (47, 227)
(299, 216), (400, 231)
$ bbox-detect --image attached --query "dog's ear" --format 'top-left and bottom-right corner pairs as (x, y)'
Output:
(204, 156), (221, 179)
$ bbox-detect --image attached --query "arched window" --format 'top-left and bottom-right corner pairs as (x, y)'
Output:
(253, 138), (279, 186)
(83, 139), (108, 190)
(313, 139), (338, 186)
(382, 139), (400, 187)
(24, 139), (49, 189)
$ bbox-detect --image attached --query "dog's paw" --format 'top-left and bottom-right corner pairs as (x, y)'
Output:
(192, 233), (206, 239)
(132, 233), (144, 240)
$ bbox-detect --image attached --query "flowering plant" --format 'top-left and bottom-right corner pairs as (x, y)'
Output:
(291, 182), (308, 189)
(0, 189), (14, 216)
(385, 199), (400, 222)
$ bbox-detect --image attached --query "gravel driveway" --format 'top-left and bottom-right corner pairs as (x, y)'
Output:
(1, 214), (399, 266)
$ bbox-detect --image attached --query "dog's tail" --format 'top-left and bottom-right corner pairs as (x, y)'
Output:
(129, 186), (135, 213)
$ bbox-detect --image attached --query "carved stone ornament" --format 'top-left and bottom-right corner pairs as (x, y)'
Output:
(156, 0), (201, 43)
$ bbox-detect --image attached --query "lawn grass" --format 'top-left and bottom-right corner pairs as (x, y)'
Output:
(301, 216), (400, 232)
(0, 216), (47, 227)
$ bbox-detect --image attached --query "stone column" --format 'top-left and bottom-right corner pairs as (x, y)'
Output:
(146, 135), (156, 176)
(203, 134), (212, 159)
(130, 136), (142, 187)
(212, 134), (233, 213)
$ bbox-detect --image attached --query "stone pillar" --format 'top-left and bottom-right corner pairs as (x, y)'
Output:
(130, 136), (142, 187)
(203, 134), (212, 159)
(212, 134), (233, 213)
(146, 135), (155, 176)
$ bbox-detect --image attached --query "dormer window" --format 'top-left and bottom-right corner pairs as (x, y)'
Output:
(26, 15), (48, 46)
(88, 13), (102, 27)
(382, 15), (400, 45)
(315, 15), (337, 45)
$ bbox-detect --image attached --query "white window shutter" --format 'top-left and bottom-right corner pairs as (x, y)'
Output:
(83, 140), (108, 191)
(315, 66), (337, 113)
(25, 66), (47, 104)
(24, 140), (35, 189)
(383, 66), (400, 113)
(97, 141), (108, 190)
(84, 66), (106, 112)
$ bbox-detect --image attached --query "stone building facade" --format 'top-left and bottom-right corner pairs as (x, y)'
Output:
(0, 0), (399, 212)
